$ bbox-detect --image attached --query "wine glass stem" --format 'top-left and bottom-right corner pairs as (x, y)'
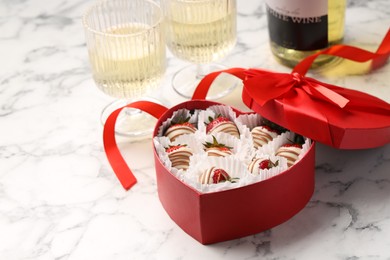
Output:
(196, 64), (207, 80)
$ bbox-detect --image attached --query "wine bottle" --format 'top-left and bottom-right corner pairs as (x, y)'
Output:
(266, 0), (346, 68)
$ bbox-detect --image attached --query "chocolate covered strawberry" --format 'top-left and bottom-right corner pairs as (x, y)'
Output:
(251, 125), (279, 149)
(275, 143), (303, 167)
(203, 136), (233, 157)
(248, 158), (279, 175)
(259, 159), (279, 169)
(166, 144), (193, 170)
(205, 114), (239, 138)
(198, 167), (238, 184)
(165, 116), (196, 142)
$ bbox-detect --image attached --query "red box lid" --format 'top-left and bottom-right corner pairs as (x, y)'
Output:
(192, 32), (390, 149)
(240, 69), (390, 149)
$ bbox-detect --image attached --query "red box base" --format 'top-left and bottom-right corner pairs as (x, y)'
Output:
(153, 100), (315, 244)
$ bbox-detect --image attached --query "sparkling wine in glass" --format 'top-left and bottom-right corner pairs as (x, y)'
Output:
(162, 0), (237, 99)
(83, 0), (165, 137)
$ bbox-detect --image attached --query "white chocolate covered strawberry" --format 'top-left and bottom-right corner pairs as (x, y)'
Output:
(206, 114), (239, 138)
(275, 143), (302, 167)
(165, 117), (196, 142)
(198, 167), (237, 184)
(203, 136), (233, 157)
(247, 158), (279, 175)
(251, 125), (279, 148)
(166, 144), (193, 170)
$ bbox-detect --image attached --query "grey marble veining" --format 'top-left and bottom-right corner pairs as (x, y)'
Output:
(1, 0), (390, 259)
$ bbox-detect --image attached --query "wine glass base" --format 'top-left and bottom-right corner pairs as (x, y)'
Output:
(172, 63), (237, 100)
(100, 99), (158, 139)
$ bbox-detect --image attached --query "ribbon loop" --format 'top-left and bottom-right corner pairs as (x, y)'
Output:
(304, 79), (350, 108)
(243, 69), (350, 109)
(103, 101), (169, 190)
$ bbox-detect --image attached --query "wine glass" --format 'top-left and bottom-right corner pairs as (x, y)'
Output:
(161, 0), (237, 99)
(83, 0), (166, 137)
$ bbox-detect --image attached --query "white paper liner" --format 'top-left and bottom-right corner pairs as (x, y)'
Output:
(255, 131), (294, 155)
(246, 154), (288, 182)
(183, 156), (250, 193)
(172, 134), (204, 155)
(157, 108), (199, 138)
(200, 134), (253, 162)
(298, 136), (312, 161)
(255, 131), (311, 162)
(153, 137), (174, 174)
(236, 113), (290, 153)
(236, 113), (262, 130)
(153, 135), (196, 179)
(153, 105), (313, 194)
(198, 105), (238, 136)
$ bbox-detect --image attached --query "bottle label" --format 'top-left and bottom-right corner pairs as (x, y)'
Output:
(266, 0), (328, 51)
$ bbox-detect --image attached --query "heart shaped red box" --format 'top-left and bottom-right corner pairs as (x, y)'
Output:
(152, 99), (315, 244)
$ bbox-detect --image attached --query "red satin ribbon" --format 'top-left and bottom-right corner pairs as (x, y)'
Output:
(194, 29), (390, 101)
(293, 28), (390, 75)
(103, 101), (168, 190)
(192, 68), (247, 100)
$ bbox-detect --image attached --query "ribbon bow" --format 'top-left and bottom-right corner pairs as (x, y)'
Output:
(243, 69), (350, 109)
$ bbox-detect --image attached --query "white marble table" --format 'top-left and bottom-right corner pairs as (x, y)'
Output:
(1, 0), (390, 259)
